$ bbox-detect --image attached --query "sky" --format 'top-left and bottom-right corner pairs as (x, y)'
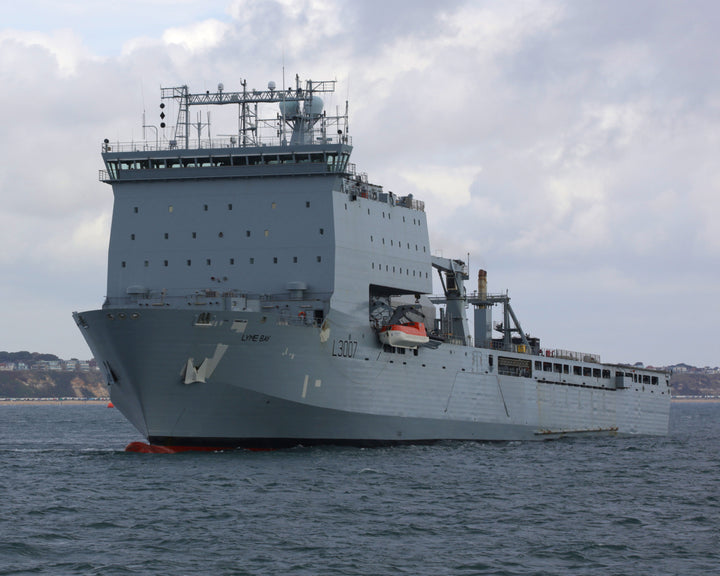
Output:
(0, 0), (718, 368)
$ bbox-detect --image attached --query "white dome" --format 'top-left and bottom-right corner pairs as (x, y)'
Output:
(305, 96), (323, 117)
(279, 100), (300, 117)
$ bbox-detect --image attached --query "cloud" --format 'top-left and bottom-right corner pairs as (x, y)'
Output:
(1, 0), (719, 367)
(162, 19), (231, 52)
(0, 28), (95, 76)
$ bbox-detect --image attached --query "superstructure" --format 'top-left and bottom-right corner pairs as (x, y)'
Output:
(74, 76), (670, 448)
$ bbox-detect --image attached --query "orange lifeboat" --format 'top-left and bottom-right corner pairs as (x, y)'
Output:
(378, 322), (429, 349)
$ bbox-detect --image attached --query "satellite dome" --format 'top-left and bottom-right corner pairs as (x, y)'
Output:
(279, 100), (300, 117)
(305, 96), (323, 117)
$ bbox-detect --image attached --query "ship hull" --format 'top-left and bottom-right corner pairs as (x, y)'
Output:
(74, 307), (670, 448)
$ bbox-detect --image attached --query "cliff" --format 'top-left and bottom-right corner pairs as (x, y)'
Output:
(0, 370), (108, 398)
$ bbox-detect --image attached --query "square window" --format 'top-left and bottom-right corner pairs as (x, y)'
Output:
(249, 258), (254, 264)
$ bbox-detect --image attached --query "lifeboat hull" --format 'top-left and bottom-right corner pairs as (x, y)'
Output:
(378, 323), (430, 349)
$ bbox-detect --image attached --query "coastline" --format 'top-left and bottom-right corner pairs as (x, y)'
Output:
(0, 397), (717, 406)
(0, 398), (109, 406)
(671, 397), (720, 403)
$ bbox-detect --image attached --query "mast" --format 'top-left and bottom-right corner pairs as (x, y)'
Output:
(159, 78), (341, 149)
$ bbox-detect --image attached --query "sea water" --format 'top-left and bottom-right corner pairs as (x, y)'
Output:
(0, 403), (718, 576)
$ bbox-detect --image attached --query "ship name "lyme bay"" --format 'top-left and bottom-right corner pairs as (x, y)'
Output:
(240, 334), (271, 343)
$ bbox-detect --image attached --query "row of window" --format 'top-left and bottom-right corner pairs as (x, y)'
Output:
(534, 360), (660, 384)
(133, 201), (315, 214)
(371, 262), (429, 278)
(370, 236), (427, 252)
(120, 255), (324, 268)
(360, 206), (424, 227)
(129, 228), (324, 241)
(110, 151), (350, 175)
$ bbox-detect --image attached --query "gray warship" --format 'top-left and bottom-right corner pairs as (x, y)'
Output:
(73, 76), (670, 448)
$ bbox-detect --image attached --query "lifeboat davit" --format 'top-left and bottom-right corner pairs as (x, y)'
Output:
(378, 322), (429, 348)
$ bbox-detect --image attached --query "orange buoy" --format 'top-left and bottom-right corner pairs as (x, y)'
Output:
(107, 401), (114, 408)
